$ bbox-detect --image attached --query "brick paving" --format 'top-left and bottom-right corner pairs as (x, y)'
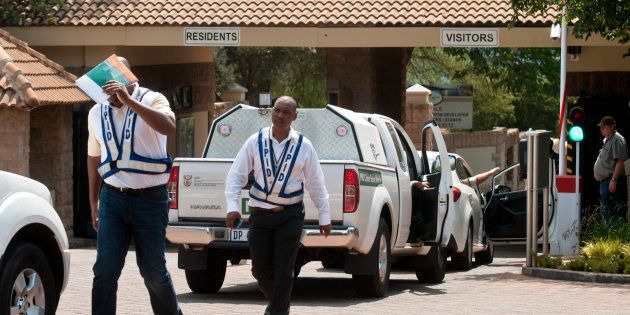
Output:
(57, 245), (630, 314)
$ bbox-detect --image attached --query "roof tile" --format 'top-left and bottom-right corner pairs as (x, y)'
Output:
(0, 28), (90, 108)
(15, 0), (556, 27)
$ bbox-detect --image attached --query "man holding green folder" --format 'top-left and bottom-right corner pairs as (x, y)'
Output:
(85, 56), (182, 315)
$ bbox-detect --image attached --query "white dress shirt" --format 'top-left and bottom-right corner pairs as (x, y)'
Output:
(225, 126), (331, 225)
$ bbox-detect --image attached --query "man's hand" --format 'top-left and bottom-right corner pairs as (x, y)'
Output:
(320, 224), (332, 237)
(226, 211), (242, 228)
(412, 181), (429, 190)
(90, 203), (99, 232)
(102, 80), (131, 104)
(609, 180), (617, 193)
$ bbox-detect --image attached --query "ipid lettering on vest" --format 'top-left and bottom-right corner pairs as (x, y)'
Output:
(97, 86), (172, 180)
(249, 127), (304, 206)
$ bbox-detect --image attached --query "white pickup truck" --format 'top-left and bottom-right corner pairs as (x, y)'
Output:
(166, 104), (461, 297)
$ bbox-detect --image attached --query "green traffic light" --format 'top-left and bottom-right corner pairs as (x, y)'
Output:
(569, 126), (584, 142)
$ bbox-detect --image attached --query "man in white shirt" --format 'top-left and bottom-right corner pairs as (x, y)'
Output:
(86, 57), (182, 315)
(225, 96), (331, 315)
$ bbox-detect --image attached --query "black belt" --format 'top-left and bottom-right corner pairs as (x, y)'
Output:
(249, 202), (303, 213)
(250, 206), (284, 213)
(103, 183), (166, 196)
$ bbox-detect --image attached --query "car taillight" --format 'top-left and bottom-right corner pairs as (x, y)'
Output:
(343, 169), (360, 213)
(453, 186), (461, 202)
(167, 166), (179, 209)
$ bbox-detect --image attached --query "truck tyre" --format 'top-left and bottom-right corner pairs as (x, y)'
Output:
(415, 245), (446, 283)
(475, 241), (494, 265)
(451, 224), (473, 270)
(352, 219), (391, 298)
(0, 241), (58, 315)
(185, 256), (227, 293)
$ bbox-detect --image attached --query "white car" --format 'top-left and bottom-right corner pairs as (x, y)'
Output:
(0, 171), (70, 314)
(423, 152), (494, 270)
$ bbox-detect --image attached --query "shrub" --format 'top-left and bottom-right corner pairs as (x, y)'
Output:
(582, 207), (630, 243)
(536, 254), (563, 269)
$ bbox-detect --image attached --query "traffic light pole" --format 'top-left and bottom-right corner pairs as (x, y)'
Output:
(575, 141), (581, 209)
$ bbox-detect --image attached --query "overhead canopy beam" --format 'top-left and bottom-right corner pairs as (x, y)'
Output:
(5, 26), (622, 48)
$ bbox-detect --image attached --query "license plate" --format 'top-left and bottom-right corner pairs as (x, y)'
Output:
(230, 229), (248, 242)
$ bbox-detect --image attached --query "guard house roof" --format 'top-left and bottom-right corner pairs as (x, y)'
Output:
(0, 29), (90, 108)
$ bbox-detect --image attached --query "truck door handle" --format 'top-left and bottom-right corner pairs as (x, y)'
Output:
(499, 196), (508, 201)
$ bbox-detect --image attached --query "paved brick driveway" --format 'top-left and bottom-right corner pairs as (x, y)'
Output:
(57, 245), (630, 314)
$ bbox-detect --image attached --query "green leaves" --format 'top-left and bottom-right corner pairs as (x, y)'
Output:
(215, 47), (326, 108)
(510, 0), (630, 44)
(0, 0), (64, 26)
(407, 47), (559, 131)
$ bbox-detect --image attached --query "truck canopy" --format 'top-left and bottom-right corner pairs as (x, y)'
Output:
(203, 104), (387, 166)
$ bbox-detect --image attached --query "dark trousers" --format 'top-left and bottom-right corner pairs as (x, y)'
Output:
(248, 202), (305, 315)
(600, 176), (628, 220)
(92, 184), (181, 315)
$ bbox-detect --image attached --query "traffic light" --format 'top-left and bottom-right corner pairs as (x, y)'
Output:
(566, 106), (585, 174)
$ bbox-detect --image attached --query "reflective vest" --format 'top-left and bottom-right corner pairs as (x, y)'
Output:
(249, 127), (304, 206)
(97, 87), (172, 180)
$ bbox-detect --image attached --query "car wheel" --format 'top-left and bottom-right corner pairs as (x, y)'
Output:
(415, 245), (447, 283)
(185, 256), (227, 293)
(451, 224), (473, 270)
(0, 241), (58, 315)
(352, 219), (391, 297)
(475, 240), (494, 265)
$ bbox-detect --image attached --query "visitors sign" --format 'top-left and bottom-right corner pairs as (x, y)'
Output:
(441, 28), (499, 47)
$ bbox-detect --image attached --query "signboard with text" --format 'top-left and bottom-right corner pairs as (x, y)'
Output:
(441, 28), (499, 47)
(428, 84), (474, 129)
(184, 27), (240, 46)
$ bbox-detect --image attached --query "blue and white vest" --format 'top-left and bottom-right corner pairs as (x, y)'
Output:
(249, 127), (304, 206)
(97, 87), (172, 180)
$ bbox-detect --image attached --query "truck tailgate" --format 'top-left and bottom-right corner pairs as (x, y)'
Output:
(176, 159), (344, 222)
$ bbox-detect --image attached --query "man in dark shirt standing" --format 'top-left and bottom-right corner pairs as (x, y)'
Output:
(593, 116), (628, 220)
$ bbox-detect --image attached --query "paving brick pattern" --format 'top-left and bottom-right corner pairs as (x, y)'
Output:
(57, 245), (630, 314)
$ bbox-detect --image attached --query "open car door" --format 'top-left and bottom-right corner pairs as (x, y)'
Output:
(483, 164), (555, 241)
(409, 121), (453, 247)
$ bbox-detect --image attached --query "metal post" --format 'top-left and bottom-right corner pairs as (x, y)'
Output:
(532, 135), (540, 266)
(558, 5), (568, 176)
(575, 141), (581, 210)
(543, 186), (550, 255)
(526, 133), (534, 267)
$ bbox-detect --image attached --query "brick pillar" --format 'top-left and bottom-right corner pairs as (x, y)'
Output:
(327, 48), (377, 113)
(30, 106), (74, 230)
(0, 108), (30, 176)
(404, 84), (433, 148)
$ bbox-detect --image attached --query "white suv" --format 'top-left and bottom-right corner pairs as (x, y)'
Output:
(0, 171), (70, 314)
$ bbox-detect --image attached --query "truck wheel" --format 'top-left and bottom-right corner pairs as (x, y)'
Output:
(451, 224), (473, 270)
(475, 241), (494, 265)
(0, 241), (58, 315)
(185, 256), (227, 293)
(321, 256), (344, 269)
(352, 219), (391, 298)
(415, 245), (446, 283)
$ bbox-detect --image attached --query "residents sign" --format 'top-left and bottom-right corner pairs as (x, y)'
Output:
(427, 84), (474, 130)
(184, 27), (240, 46)
(441, 28), (499, 47)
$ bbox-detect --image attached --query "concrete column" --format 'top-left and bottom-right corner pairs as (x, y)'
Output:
(404, 84), (433, 148)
